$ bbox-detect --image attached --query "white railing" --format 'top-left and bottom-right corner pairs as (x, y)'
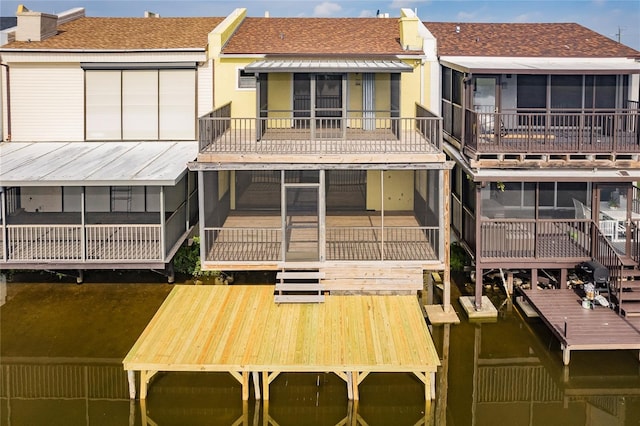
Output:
(85, 224), (162, 261)
(7, 225), (82, 261)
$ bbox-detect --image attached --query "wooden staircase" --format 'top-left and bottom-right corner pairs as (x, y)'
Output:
(274, 269), (325, 303)
(614, 266), (640, 317)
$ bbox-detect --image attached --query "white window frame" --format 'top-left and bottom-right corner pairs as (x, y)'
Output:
(237, 67), (256, 90)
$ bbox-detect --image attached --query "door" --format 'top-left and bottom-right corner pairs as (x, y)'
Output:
(316, 75), (343, 129)
(473, 77), (497, 134)
(284, 183), (320, 262)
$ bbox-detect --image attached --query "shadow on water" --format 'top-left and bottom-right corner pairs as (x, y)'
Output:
(1, 271), (639, 425)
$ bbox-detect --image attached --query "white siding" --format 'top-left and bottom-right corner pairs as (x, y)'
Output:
(11, 64), (84, 141)
(197, 59), (214, 116)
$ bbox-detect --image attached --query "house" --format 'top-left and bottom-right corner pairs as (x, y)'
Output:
(424, 21), (640, 315)
(0, 6), (223, 281)
(190, 9), (454, 306)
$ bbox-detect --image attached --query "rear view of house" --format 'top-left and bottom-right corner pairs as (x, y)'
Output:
(0, 7), (223, 281)
(191, 9), (453, 304)
(428, 21), (640, 316)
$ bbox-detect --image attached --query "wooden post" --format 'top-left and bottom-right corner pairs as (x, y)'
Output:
(252, 371), (260, 400)
(346, 371), (353, 400)
(352, 372), (359, 401)
(442, 167), (452, 313)
(127, 370), (136, 399)
(242, 371), (250, 400)
(262, 371), (270, 401)
(531, 268), (538, 290)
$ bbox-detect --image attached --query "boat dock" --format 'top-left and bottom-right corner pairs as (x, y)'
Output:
(123, 285), (440, 401)
(519, 289), (640, 365)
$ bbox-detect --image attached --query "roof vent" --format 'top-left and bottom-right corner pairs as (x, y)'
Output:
(455, 25), (460, 33)
(144, 11), (160, 18)
(15, 5), (58, 42)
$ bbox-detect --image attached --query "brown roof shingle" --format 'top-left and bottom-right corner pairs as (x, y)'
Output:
(3, 17), (224, 50)
(222, 17), (405, 56)
(424, 22), (640, 58)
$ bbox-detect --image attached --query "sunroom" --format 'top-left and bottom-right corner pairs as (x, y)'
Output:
(440, 57), (640, 158)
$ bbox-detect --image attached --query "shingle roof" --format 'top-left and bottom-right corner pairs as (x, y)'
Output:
(222, 17), (405, 55)
(3, 17), (224, 50)
(424, 22), (640, 58)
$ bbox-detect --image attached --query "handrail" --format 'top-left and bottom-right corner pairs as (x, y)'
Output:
(465, 108), (640, 154)
(198, 105), (442, 154)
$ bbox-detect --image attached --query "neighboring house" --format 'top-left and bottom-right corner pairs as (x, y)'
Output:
(190, 9), (453, 304)
(0, 7), (222, 281)
(424, 21), (640, 315)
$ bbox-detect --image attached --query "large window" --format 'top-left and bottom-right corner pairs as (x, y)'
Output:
(85, 69), (196, 140)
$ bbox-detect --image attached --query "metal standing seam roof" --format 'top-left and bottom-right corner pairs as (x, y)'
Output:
(0, 141), (199, 186)
(244, 59), (414, 73)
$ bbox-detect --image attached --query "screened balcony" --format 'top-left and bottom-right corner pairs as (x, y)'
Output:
(464, 107), (640, 156)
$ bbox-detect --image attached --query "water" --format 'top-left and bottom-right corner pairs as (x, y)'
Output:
(1, 273), (639, 425)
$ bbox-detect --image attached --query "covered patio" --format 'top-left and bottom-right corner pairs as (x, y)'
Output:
(0, 142), (198, 269)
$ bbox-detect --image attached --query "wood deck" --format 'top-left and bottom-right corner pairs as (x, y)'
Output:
(123, 285), (440, 401)
(519, 289), (640, 365)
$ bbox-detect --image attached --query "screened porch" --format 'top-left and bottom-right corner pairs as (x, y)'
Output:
(199, 168), (445, 269)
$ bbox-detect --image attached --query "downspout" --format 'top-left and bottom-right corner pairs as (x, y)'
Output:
(1, 63), (11, 141)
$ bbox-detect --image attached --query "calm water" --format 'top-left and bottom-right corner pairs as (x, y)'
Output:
(1, 274), (639, 425)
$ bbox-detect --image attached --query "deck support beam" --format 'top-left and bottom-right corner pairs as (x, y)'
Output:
(414, 371), (436, 400)
(139, 370), (158, 399)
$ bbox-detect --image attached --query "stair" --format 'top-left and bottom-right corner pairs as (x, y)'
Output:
(274, 270), (325, 303)
(613, 267), (640, 317)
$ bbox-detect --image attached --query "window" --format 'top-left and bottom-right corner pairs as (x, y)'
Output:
(85, 69), (196, 140)
(238, 69), (256, 89)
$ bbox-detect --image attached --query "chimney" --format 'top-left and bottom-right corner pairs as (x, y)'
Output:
(399, 8), (422, 51)
(15, 5), (58, 42)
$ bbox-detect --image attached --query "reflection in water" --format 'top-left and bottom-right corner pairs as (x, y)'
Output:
(1, 283), (639, 425)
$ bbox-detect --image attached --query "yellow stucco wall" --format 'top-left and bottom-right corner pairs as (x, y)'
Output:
(366, 170), (414, 211)
(215, 58), (257, 117)
(267, 73), (292, 118)
(218, 170), (229, 201)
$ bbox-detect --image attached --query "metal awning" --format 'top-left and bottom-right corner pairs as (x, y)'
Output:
(0, 141), (198, 186)
(440, 56), (640, 74)
(245, 59), (413, 73)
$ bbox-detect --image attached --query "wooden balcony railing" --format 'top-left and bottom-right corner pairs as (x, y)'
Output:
(464, 108), (640, 155)
(479, 219), (591, 260)
(199, 104), (442, 155)
(203, 225), (440, 263)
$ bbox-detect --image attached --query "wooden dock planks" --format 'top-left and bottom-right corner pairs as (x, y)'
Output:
(520, 289), (640, 365)
(123, 285), (440, 400)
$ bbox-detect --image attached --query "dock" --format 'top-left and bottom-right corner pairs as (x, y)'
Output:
(519, 289), (640, 365)
(123, 285), (440, 401)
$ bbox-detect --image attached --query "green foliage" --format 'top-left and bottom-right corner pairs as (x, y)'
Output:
(174, 236), (217, 278)
(450, 242), (470, 272)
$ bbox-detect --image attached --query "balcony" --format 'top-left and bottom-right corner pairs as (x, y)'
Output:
(198, 103), (443, 164)
(464, 108), (640, 159)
